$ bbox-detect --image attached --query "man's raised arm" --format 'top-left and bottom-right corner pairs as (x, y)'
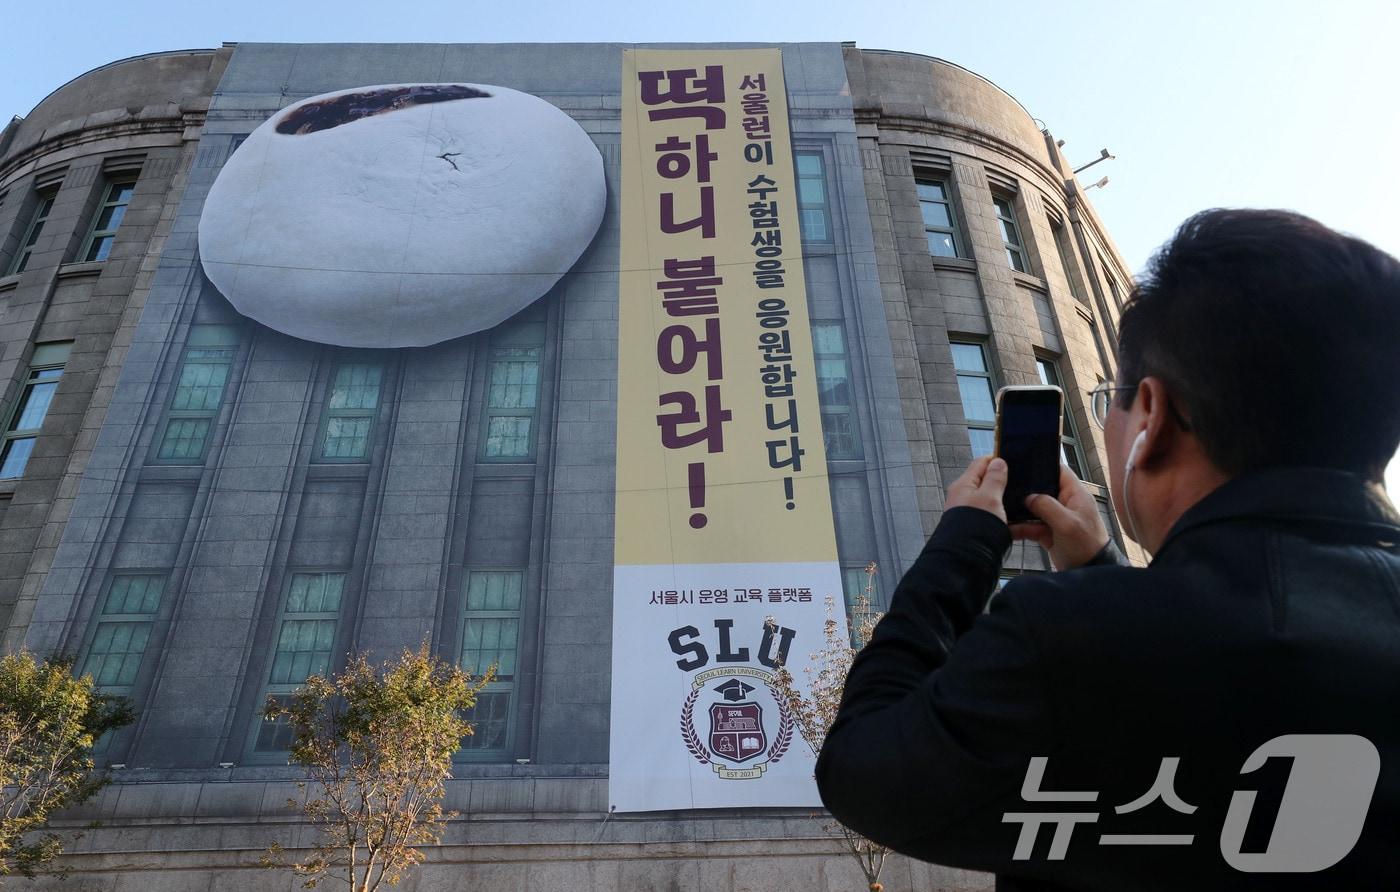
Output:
(815, 458), (1055, 866)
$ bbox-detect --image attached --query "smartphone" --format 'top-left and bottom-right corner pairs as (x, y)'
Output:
(995, 385), (1063, 524)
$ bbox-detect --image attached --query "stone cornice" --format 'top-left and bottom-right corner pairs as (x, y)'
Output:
(0, 113), (200, 187)
(852, 106), (1068, 212)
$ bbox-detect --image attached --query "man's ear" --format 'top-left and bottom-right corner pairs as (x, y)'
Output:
(1132, 376), (1181, 469)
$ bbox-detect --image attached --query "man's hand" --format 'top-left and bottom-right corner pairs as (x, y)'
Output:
(1009, 464), (1111, 570)
(944, 455), (1009, 523)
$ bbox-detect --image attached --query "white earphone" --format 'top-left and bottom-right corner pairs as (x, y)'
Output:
(1126, 430), (1148, 471)
(1122, 431), (1149, 551)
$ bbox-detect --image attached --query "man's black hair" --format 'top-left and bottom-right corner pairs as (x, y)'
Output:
(1118, 208), (1400, 480)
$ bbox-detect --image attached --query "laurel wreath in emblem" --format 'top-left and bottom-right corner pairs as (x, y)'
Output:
(768, 697), (793, 762)
(680, 688), (712, 764)
(680, 681), (794, 767)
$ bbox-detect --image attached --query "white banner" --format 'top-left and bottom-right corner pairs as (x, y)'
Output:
(609, 563), (840, 810)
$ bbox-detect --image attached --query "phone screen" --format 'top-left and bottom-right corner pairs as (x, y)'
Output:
(997, 388), (1062, 524)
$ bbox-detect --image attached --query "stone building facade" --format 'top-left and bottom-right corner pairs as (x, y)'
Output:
(0, 49), (231, 648)
(0, 42), (1135, 890)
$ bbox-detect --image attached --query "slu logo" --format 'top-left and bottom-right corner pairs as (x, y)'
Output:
(681, 668), (793, 780)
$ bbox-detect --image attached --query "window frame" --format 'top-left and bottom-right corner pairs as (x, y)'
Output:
(1049, 216), (1091, 306)
(992, 195), (1028, 273)
(811, 321), (862, 460)
(456, 569), (525, 760)
(152, 325), (241, 465)
(916, 177), (963, 259)
(0, 341), (72, 480)
(993, 570), (1044, 599)
(1083, 314), (1117, 383)
(248, 570), (347, 758)
(1094, 494), (1124, 549)
(1034, 356), (1089, 481)
(78, 571), (169, 757)
(477, 317), (546, 463)
(79, 177), (138, 263)
(949, 339), (998, 457)
(1099, 252), (1127, 314)
(6, 187), (58, 276)
(78, 572), (168, 697)
(840, 564), (880, 648)
(795, 150), (833, 244)
(314, 360), (385, 463)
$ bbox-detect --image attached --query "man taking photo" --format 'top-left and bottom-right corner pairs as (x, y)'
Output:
(816, 208), (1400, 890)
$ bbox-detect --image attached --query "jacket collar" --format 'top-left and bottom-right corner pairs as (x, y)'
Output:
(1152, 465), (1400, 562)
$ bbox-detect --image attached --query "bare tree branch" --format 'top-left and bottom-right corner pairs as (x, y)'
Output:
(768, 563), (893, 892)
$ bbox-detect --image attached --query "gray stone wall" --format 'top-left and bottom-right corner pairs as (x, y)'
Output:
(0, 49), (230, 646)
(844, 47), (1141, 565)
(13, 41), (974, 890)
(6, 40), (1144, 890)
(39, 778), (994, 891)
(24, 39), (924, 763)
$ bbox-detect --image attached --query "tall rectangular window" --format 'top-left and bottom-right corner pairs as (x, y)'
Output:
(6, 187), (58, 275)
(1035, 357), (1088, 480)
(81, 178), (137, 262)
(253, 571), (345, 754)
(80, 574), (167, 695)
(840, 565), (879, 647)
(318, 362), (383, 461)
(1050, 218), (1090, 306)
(917, 179), (962, 258)
(480, 307), (548, 464)
(1084, 318), (1115, 382)
(950, 341), (996, 456)
(482, 347), (540, 459)
(795, 151), (832, 243)
(155, 325), (239, 463)
(459, 571), (523, 756)
(1095, 496), (1122, 549)
(0, 341), (72, 479)
(993, 196), (1027, 272)
(812, 322), (861, 460)
(1099, 253), (1127, 313)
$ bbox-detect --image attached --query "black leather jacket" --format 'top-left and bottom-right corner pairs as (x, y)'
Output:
(817, 466), (1400, 890)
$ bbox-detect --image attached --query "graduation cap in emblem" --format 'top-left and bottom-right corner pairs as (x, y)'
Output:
(714, 679), (755, 702)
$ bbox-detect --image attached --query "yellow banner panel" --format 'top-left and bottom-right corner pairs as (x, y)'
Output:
(616, 48), (838, 567)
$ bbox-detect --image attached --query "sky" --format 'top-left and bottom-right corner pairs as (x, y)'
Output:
(3, 0), (1397, 492)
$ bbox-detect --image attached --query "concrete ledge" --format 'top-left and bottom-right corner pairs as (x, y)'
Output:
(1012, 270), (1048, 292)
(40, 838), (996, 892)
(303, 462), (371, 481)
(56, 260), (106, 280)
(932, 256), (978, 273)
(136, 464), (203, 483)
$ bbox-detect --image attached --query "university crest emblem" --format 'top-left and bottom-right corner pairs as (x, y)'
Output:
(680, 667), (793, 780)
(709, 679), (767, 762)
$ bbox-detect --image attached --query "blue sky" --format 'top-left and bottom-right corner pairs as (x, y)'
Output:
(5, 0), (1396, 491)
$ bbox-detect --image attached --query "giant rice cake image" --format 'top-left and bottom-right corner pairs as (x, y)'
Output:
(199, 83), (606, 348)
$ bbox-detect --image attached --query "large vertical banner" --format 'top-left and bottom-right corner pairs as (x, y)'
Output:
(611, 49), (844, 811)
